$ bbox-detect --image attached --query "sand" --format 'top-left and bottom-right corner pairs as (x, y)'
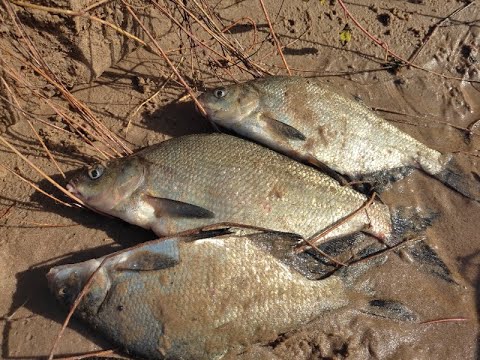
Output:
(0, 0), (479, 359)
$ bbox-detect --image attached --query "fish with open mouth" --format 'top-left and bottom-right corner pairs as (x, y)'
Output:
(47, 229), (420, 359)
(67, 133), (430, 246)
(198, 76), (479, 200)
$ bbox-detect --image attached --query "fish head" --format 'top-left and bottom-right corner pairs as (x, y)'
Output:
(198, 83), (261, 126)
(67, 157), (146, 213)
(47, 258), (110, 315)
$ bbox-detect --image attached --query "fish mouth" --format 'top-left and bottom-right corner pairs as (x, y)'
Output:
(195, 93), (210, 116)
(66, 180), (82, 199)
(46, 267), (59, 290)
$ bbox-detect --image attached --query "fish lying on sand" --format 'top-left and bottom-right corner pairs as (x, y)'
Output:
(47, 229), (347, 359)
(198, 76), (479, 201)
(67, 133), (430, 246)
(47, 229), (350, 359)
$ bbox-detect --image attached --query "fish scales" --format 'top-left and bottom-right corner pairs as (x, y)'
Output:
(47, 232), (348, 359)
(68, 133), (393, 242)
(199, 76), (480, 201)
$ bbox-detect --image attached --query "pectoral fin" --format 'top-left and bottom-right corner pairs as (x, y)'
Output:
(145, 195), (215, 219)
(115, 239), (180, 271)
(260, 113), (306, 141)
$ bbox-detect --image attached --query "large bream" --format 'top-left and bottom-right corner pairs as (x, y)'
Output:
(68, 133), (425, 244)
(198, 76), (479, 201)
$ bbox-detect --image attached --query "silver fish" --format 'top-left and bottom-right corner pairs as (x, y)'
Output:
(47, 229), (349, 359)
(198, 76), (479, 200)
(67, 133), (423, 245)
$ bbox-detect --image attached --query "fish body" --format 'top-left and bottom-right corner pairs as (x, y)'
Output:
(68, 133), (396, 243)
(198, 76), (478, 200)
(47, 230), (348, 359)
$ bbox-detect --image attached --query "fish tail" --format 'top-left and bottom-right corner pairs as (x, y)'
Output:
(390, 207), (438, 245)
(432, 157), (480, 202)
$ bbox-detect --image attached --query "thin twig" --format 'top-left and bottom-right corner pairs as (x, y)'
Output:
(126, 57), (185, 134)
(122, 0), (208, 116)
(300, 237), (347, 267)
(336, 0), (480, 83)
(347, 236), (422, 267)
(53, 349), (126, 360)
(295, 193), (377, 253)
(0, 163), (73, 207)
(26, 120), (66, 178)
(258, 0), (291, 75)
(0, 136), (84, 206)
(408, 1), (473, 63)
(0, 203), (14, 221)
(420, 317), (469, 325)
(9, 0), (147, 46)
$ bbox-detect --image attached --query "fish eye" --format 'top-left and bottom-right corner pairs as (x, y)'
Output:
(213, 87), (227, 98)
(88, 164), (104, 180)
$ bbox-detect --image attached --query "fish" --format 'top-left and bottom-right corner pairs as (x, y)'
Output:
(46, 229), (351, 359)
(47, 229), (422, 359)
(198, 76), (480, 201)
(67, 133), (430, 246)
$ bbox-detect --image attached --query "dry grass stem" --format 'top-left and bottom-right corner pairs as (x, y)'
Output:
(53, 349), (128, 360)
(0, 77), (66, 178)
(9, 0), (147, 47)
(0, 163), (73, 207)
(420, 317), (469, 325)
(408, 1), (473, 63)
(258, 0), (291, 75)
(122, 0), (208, 117)
(0, 135), (86, 206)
(336, 0), (480, 84)
(295, 193), (377, 253)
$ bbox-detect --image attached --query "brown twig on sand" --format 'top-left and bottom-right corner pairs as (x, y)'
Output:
(336, 0), (480, 84)
(152, 3), (240, 80)
(0, 62), (114, 159)
(373, 107), (480, 137)
(0, 203), (14, 221)
(258, 0), (291, 75)
(169, 0), (271, 76)
(408, 1), (473, 63)
(53, 348), (129, 360)
(0, 163), (73, 207)
(0, 136), (85, 206)
(420, 317), (469, 325)
(26, 120), (66, 178)
(0, 77), (66, 177)
(4, 1), (132, 156)
(126, 56), (185, 135)
(9, 0), (147, 47)
(1, 221), (80, 228)
(122, 0), (208, 117)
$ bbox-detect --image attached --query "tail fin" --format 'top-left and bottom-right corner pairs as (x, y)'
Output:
(390, 207), (438, 245)
(433, 157), (480, 202)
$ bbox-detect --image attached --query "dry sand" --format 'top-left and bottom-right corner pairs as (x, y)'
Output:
(0, 0), (479, 359)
